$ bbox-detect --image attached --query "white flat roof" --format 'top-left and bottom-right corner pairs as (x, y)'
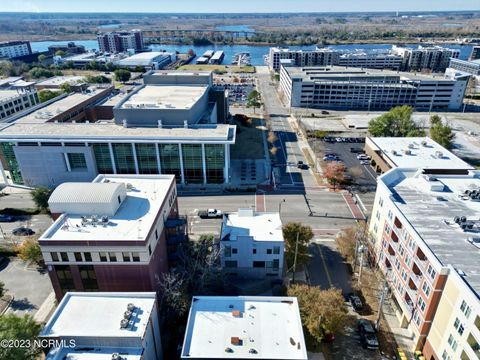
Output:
(36, 76), (86, 87)
(46, 346), (143, 360)
(368, 137), (473, 170)
(0, 90), (26, 102)
(182, 296), (307, 360)
(41, 292), (156, 338)
(121, 85), (208, 110)
(221, 210), (284, 242)
(116, 52), (172, 66)
(40, 174), (174, 242)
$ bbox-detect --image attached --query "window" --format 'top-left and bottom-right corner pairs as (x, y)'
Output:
(267, 249), (272, 255)
(108, 252), (117, 262)
(60, 252), (69, 262)
(99, 252), (107, 262)
(74, 252), (82, 262)
(79, 265), (98, 291)
(224, 246), (232, 257)
(205, 144), (225, 184)
(405, 256), (412, 267)
(442, 350), (451, 360)
(418, 297), (426, 312)
(453, 318), (464, 336)
(84, 252), (92, 262)
(67, 153), (87, 171)
(427, 265), (436, 281)
(232, 248), (238, 254)
(55, 265), (75, 295)
(51, 252), (59, 262)
(379, 197), (384, 207)
(447, 334), (457, 352)
(273, 246), (280, 255)
(401, 269), (407, 282)
(155, 229), (158, 240)
(273, 259), (279, 270)
(112, 143), (136, 174)
(148, 245), (152, 256)
(252, 249), (257, 254)
(225, 260), (237, 268)
(387, 210), (393, 221)
(399, 245), (405, 257)
(136, 143), (159, 174)
(253, 261), (266, 268)
(122, 252), (131, 262)
(422, 282), (431, 297)
(460, 300), (472, 318)
(132, 252), (140, 262)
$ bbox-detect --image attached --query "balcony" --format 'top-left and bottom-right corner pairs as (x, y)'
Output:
(414, 256), (427, 272)
(466, 333), (480, 359)
(410, 273), (422, 288)
(405, 285), (418, 302)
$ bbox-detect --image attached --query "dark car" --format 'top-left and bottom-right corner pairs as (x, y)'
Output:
(0, 256), (8, 269)
(12, 227), (35, 236)
(297, 161), (308, 169)
(349, 295), (363, 312)
(358, 319), (379, 350)
(321, 110), (330, 115)
(0, 214), (14, 222)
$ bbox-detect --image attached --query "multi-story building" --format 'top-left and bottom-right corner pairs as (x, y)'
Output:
(369, 168), (480, 357)
(392, 45), (460, 72)
(337, 52), (403, 70)
(35, 75), (88, 92)
(0, 41), (32, 59)
(0, 71), (233, 188)
(0, 88), (39, 122)
(279, 65), (469, 111)
(48, 42), (86, 55)
(97, 30), (144, 53)
(181, 296), (307, 360)
(115, 52), (176, 70)
(268, 47), (339, 72)
(39, 174), (186, 301)
(469, 46), (480, 61)
(220, 209), (284, 279)
(40, 292), (162, 359)
(448, 58), (480, 76)
(364, 137), (474, 174)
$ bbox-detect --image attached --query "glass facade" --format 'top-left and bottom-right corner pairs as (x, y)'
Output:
(159, 144), (182, 183)
(135, 144), (159, 174)
(205, 144), (225, 184)
(67, 153), (87, 171)
(0, 142), (23, 184)
(92, 143), (113, 173)
(112, 143), (136, 174)
(182, 144), (203, 184)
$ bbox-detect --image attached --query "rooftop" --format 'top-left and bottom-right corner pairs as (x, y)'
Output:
(35, 75), (86, 87)
(221, 209), (284, 242)
(41, 292), (156, 339)
(40, 174), (175, 242)
(381, 169), (480, 296)
(0, 90), (27, 102)
(46, 347), (143, 360)
(115, 51), (173, 66)
(120, 85), (208, 110)
(181, 296), (307, 360)
(367, 137), (474, 171)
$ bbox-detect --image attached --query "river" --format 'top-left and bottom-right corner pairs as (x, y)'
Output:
(30, 40), (474, 66)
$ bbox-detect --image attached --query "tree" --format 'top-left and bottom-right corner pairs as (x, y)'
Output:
(37, 54), (47, 63)
(429, 115), (455, 149)
(16, 237), (43, 264)
(28, 67), (54, 79)
(335, 225), (367, 265)
(0, 314), (42, 360)
(55, 50), (65, 57)
(60, 82), (72, 94)
(282, 222), (314, 269)
(324, 161), (346, 190)
(0, 281), (5, 298)
(31, 186), (51, 210)
(38, 89), (61, 103)
(0, 61), (13, 77)
(246, 90), (262, 113)
(287, 285), (348, 343)
(368, 105), (424, 137)
(114, 69), (131, 83)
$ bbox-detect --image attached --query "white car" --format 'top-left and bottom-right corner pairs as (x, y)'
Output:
(357, 154), (370, 160)
(360, 160), (370, 165)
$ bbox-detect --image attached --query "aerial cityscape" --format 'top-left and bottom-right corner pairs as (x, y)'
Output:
(0, 1), (480, 360)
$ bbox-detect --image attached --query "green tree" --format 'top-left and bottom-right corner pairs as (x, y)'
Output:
(0, 281), (5, 298)
(38, 89), (61, 103)
(246, 89), (262, 113)
(31, 186), (51, 210)
(368, 105), (424, 137)
(16, 237), (43, 264)
(0, 314), (41, 360)
(114, 69), (131, 83)
(282, 222), (314, 269)
(429, 115), (455, 149)
(55, 50), (65, 57)
(28, 67), (54, 79)
(288, 285), (348, 344)
(37, 54), (47, 63)
(60, 82), (73, 94)
(0, 61), (13, 77)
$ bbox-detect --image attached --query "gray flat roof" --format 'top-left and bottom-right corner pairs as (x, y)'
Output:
(383, 169), (480, 296)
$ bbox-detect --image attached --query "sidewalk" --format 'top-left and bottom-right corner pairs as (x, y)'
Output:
(382, 298), (416, 359)
(33, 291), (56, 324)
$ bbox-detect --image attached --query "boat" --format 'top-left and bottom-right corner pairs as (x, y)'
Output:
(231, 52), (251, 66)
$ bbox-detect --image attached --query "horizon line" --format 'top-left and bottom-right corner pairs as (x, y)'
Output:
(0, 10), (479, 14)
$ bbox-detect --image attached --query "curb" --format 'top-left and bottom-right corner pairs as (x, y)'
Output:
(0, 293), (14, 315)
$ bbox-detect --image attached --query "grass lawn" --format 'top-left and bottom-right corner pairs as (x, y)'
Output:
(179, 64), (256, 73)
(230, 117), (266, 159)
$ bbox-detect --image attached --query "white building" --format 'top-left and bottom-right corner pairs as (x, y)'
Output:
(337, 52), (403, 70)
(40, 292), (162, 360)
(0, 41), (32, 59)
(115, 52), (176, 70)
(220, 209), (284, 279)
(181, 296), (307, 360)
(268, 47), (339, 71)
(0, 89), (39, 122)
(392, 45), (460, 72)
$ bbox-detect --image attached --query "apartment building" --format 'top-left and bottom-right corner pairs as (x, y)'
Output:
(97, 30), (144, 53)
(220, 209), (284, 279)
(0, 88), (39, 121)
(364, 137), (474, 174)
(0, 71), (233, 188)
(181, 296), (307, 360)
(368, 168), (480, 357)
(469, 46), (480, 61)
(448, 58), (480, 76)
(279, 65), (469, 111)
(39, 174), (186, 301)
(48, 42), (86, 55)
(0, 41), (32, 59)
(392, 45), (460, 72)
(40, 292), (162, 360)
(337, 52), (403, 70)
(268, 47), (339, 71)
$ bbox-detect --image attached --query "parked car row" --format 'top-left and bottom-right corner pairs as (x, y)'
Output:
(324, 137), (365, 143)
(357, 319), (380, 350)
(357, 153), (371, 165)
(323, 152), (341, 162)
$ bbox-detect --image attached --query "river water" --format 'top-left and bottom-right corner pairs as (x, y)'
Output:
(30, 40), (474, 66)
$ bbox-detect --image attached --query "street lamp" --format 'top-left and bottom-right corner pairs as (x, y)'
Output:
(278, 199), (286, 215)
(357, 245), (366, 286)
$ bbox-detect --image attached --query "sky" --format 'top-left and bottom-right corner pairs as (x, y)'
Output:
(4, 0), (480, 13)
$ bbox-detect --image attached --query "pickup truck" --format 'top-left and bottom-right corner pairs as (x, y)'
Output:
(198, 208), (223, 219)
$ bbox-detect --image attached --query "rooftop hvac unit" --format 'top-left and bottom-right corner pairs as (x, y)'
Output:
(91, 215), (98, 224)
(124, 310), (132, 320)
(127, 303), (135, 311)
(120, 319), (129, 329)
(391, 150), (398, 155)
(404, 149), (411, 155)
(111, 354), (123, 360)
(126, 183), (133, 190)
(408, 143), (414, 149)
(421, 140), (428, 146)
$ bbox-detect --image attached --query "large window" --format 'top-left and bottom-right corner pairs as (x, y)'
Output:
(92, 143), (113, 173)
(67, 153), (87, 171)
(205, 144), (225, 184)
(55, 265), (75, 295)
(79, 265), (98, 291)
(159, 144), (181, 183)
(0, 142), (23, 184)
(135, 144), (159, 174)
(182, 144), (203, 184)
(112, 143), (136, 174)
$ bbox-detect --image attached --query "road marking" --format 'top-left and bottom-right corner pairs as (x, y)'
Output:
(317, 243), (333, 288)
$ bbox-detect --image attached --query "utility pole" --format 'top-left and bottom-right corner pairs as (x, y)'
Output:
(375, 281), (389, 331)
(353, 234), (359, 273)
(278, 199), (285, 215)
(292, 232), (300, 284)
(357, 245), (365, 286)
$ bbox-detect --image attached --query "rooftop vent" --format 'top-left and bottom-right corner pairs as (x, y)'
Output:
(404, 149), (412, 155)
(120, 319), (129, 329)
(421, 140), (428, 146)
(127, 303), (135, 311)
(111, 354), (124, 360)
(232, 310), (242, 317)
(225, 347), (234, 353)
(408, 143), (414, 149)
(391, 150), (398, 155)
(249, 349), (258, 354)
(231, 337), (242, 346)
(435, 151), (444, 158)
(126, 183), (134, 191)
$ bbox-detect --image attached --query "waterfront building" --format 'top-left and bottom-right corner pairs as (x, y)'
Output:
(40, 174), (185, 301)
(48, 42), (86, 55)
(115, 52), (176, 70)
(392, 45), (460, 72)
(279, 65), (469, 111)
(337, 51), (403, 70)
(469, 46), (480, 61)
(181, 296), (307, 360)
(448, 58), (480, 76)
(368, 168), (480, 357)
(268, 47), (339, 72)
(35, 75), (88, 92)
(0, 41), (32, 59)
(40, 292), (162, 359)
(220, 209), (284, 279)
(97, 29), (144, 53)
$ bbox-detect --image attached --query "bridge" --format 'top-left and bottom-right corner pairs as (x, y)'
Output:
(144, 28), (260, 40)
